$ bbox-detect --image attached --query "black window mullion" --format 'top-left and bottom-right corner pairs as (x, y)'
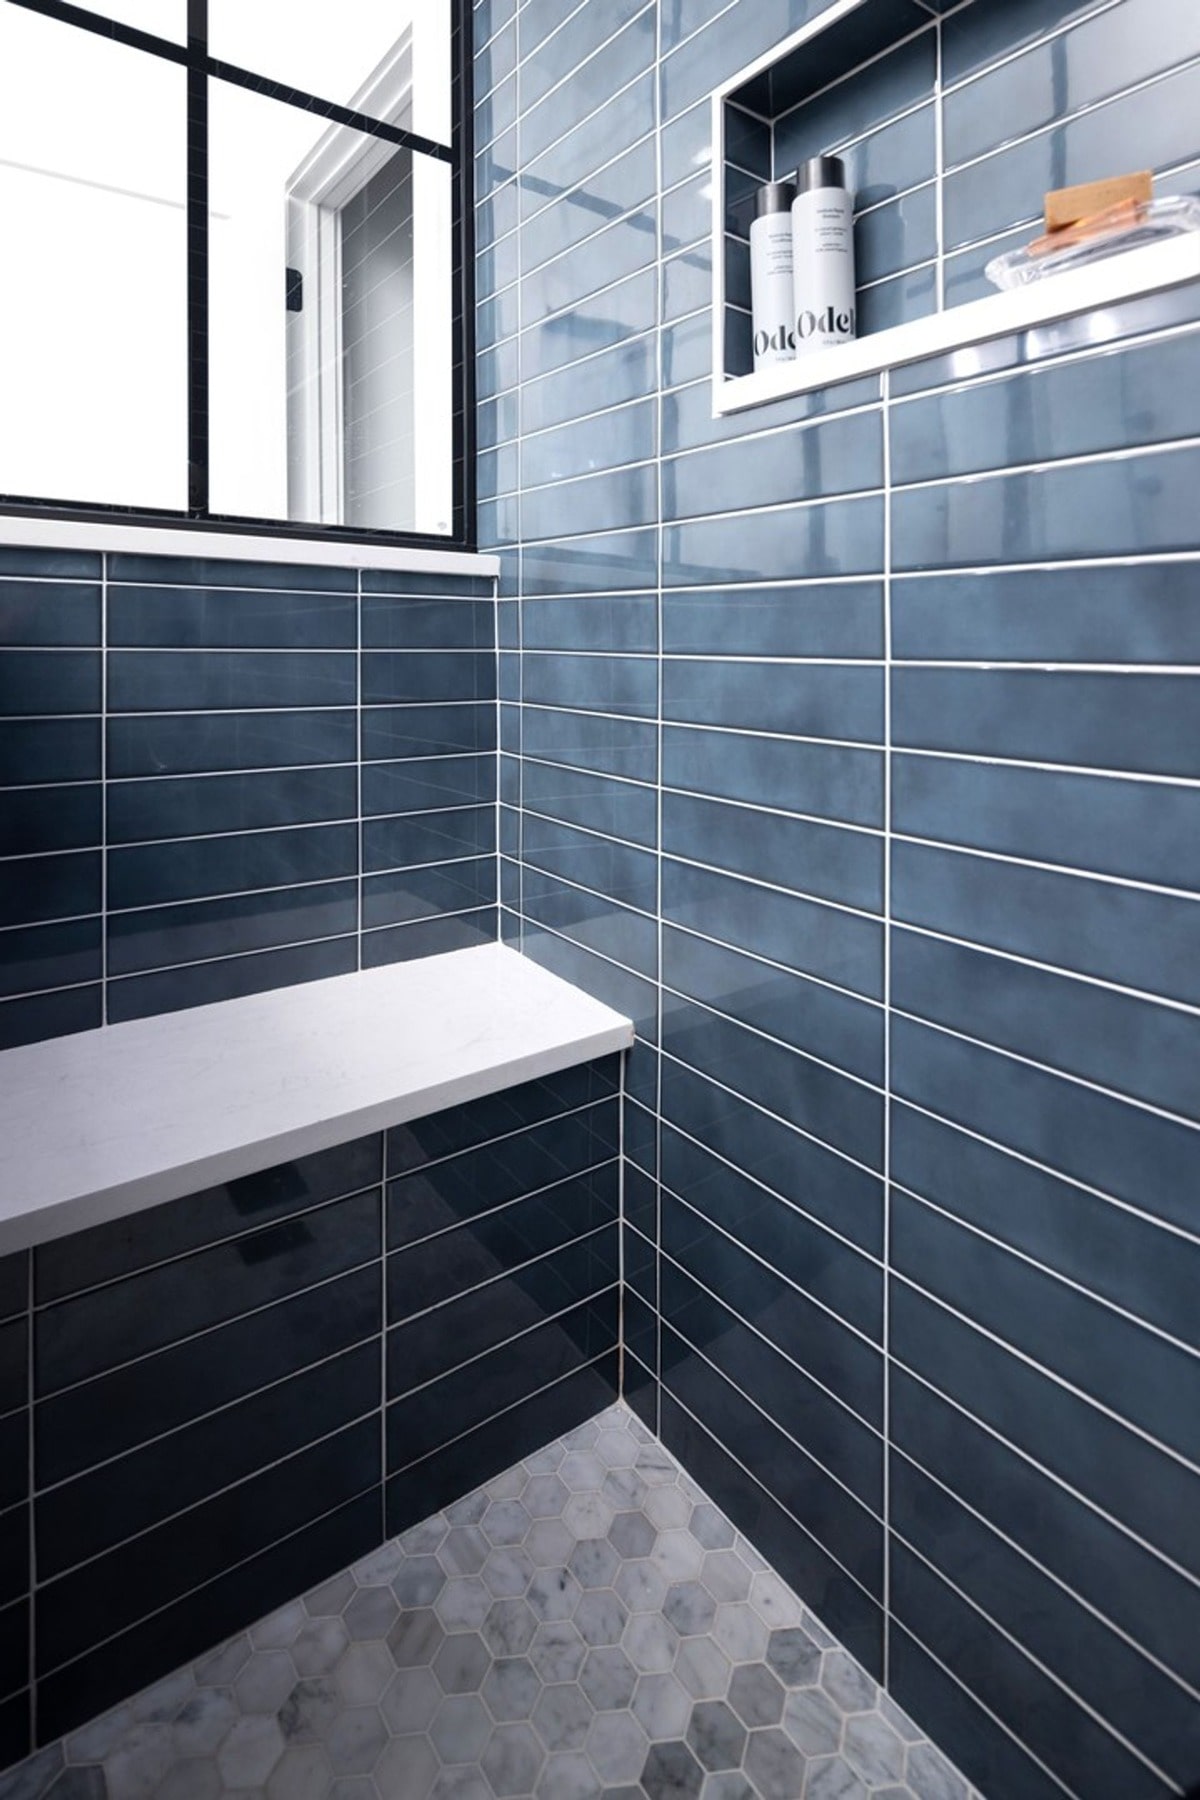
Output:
(186, 0), (209, 514)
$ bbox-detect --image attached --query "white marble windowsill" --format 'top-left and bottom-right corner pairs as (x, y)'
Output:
(0, 514), (500, 579)
(0, 944), (633, 1255)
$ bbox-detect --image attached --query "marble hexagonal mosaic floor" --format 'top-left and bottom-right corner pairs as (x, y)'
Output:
(2, 1403), (981, 1800)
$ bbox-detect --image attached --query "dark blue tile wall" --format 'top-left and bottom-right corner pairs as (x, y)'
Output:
(0, 553), (499, 1051)
(0, 1058), (619, 1765)
(477, 1), (1200, 1795)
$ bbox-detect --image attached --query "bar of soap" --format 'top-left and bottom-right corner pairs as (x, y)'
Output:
(1045, 171), (1152, 233)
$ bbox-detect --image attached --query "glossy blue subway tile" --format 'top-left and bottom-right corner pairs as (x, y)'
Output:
(892, 928), (1200, 1124)
(853, 184), (937, 288)
(0, 582), (100, 647)
(891, 1103), (1200, 1353)
(521, 927), (660, 1049)
(855, 263), (937, 336)
(941, 0), (1108, 86)
(521, 703), (655, 781)
(360, 597), (494, 650)
(522, 759), (656, 848)
(662, 582), (883, 659)
(893, 838), (1200, 1009)
(520, 9), (656, 166)
(891, 563), (1200, 665)
(107, 709), (356, 777)
(35, 1187), (381, 1397)
(523, 872), (658, 980)
(943, 58), (1200, 250)
(520, 0), (648, 108)
(522, 594), (658, 655)
(388, 1059), (618, 1174)
(661, 1255), (881, 1514)
(387, 1199), (617, 1346)
(385, 1297), (618, 1476)
(523, 402), (658, 493)
(522, 651), (657, 716)
(33, 1260), (379, 1483)
(890, 1271), (1200, 1586)
(0, 786), (101, 858)
(521, 87), (656, 243)
(521, 141), (658, 280)
(662, 1112), (881, 1337)
(388, 1109), (618, 1250)
(664, 923), (882, 1087)
(663, 413), (882, 523)
(893, 446), (1200, 569)
(0, 986), (102, 1052)
(107, 651), (354, 712)
(891, 331), (1200, 484)
(106, 880), (359, 978)
(892, 1013), (1200, 1236)
(771, 22), (936, 168)
(107, 936), (358, 1025)
(0, 548), (99, 580)
(664, 495), (885, 585)
(944, 0), (1200, 168)
(661, 1187), (882, 1433)
(889, 1351), (1200, 1695)
(891, 1452), (1196, 1795)
(521, 814), (657, 912)
(521, 529), (659, 596)
(362, 755), (494, 816)
(521, 333), (657, 437)
(37, 1343), (379, 1581)
(663, 657), (883, 743)
(663, 992), (884, 1171)
(38, 1138), (380, 1304)
(360, 650), (495, 705)
(37, 1418), (379, 1681)
(662, 790), (884, 914)
(107, 586), (355, 649)
(894, 667), (1200, 779)
(890, 1545), (1148, 1800)
(892, 752), (1200, 895)
(0, 852), (100, 930)
(361, 909), (498, 968)
(662, 857), (883, 1001)
(37, 1489), (380, 1741)
(659, 1386), (884, 1679)
(386, 1233), (618, 1398)
(108, 822), (356, 911)
(0, 651), (99, 717)
(362, 859), (495, 930)
(107, 766), (357, 845)
(361, 703), (496, 761)
(893, 1188), (1200, 1469)
(362, 807), (495, 873)
(0, 918), (99, 1001)
(107, 555), (356, 592)
(659, 1297), (883, 1599)
(662, 724), (883, 832)
(521, 463), (658, 542)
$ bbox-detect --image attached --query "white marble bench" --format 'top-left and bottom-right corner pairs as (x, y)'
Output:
(0, 943), (633, 1254)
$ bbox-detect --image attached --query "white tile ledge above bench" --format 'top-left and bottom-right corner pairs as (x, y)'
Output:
(0, 944), (634, 1256)
(0, 514), (500, 579)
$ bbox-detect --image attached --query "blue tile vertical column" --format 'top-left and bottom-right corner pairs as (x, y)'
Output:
(0, 1249), (30, 1769)
(0, 550), (103, 1048)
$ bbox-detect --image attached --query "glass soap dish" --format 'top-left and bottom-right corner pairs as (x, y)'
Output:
(986, 194), (1200, 291)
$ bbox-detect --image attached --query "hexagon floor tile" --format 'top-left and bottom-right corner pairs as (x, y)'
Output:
(0, 1404), (984, 1800)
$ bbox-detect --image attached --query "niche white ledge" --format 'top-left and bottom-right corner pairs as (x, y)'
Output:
(0, 513), (500, 579)
(0, 945), (634, 1255)
(715, 228), (1200, 417)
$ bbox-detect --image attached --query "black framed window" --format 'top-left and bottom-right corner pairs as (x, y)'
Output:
(0, 0), (476, 547)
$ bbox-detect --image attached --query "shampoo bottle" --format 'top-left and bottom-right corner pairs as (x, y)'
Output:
(791, 154), (856, 352)
(749, 180), (797, 371)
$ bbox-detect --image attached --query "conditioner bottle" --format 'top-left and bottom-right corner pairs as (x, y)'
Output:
(749, 180), (797, 371)
(791, 154), (856, 352)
